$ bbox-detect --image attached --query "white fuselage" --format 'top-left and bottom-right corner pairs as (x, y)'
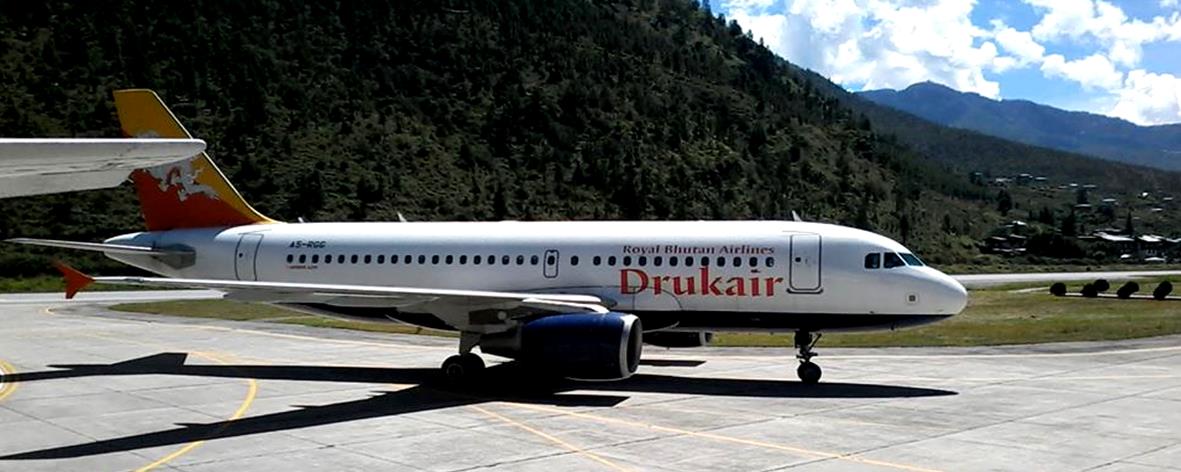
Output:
(105, 220), (968, 332)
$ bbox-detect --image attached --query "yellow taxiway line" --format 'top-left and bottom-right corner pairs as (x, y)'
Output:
(470, 405), (633, 472)
(75, 330), (260, 472)
(133, 351), (258, 472)
(502, 402), (945, 472)
(0, 358), (18, 403)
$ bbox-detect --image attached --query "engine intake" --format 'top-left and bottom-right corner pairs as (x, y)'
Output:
(482, 312), (643, 380)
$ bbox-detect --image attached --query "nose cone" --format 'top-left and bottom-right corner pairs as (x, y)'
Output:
(928, 269), (968, 315)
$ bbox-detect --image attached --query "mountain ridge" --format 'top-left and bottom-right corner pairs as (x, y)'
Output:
(858, 81), (1181, 170)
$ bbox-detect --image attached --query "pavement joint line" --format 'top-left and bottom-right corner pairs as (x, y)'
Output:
(500, 402), (946, 472)
(469, 404), (634, 472)
(833, 372), (1181, 470)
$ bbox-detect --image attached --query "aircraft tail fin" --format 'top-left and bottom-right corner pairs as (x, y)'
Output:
(113, 89), (277, 231)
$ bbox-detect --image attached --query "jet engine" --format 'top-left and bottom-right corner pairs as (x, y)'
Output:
(644, 331), (713, 348)
(482, 312), (643, 380)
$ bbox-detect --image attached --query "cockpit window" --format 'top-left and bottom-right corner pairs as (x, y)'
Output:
(900, 253), (925, 266)
(864, 253), (881, 269)
(883, 252), (905, 268)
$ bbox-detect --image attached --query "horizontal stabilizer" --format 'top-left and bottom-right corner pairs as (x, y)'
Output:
(0, 138), (205, 198)
(6, 238), (191, 255)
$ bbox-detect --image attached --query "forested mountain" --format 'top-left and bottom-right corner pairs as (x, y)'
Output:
(860, 82), (1181, 170)
(0, 0), (1179, 275)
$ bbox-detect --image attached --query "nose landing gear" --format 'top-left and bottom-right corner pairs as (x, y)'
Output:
(794, 330), (822, 384)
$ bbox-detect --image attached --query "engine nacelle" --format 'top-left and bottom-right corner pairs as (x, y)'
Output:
(482, 312), (643, 380)
(644, 331), (713, 348)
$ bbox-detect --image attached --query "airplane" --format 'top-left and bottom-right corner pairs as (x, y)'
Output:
(6, 89), (969, 385)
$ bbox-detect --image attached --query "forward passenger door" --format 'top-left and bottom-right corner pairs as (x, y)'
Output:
(789, 233), (822, 293)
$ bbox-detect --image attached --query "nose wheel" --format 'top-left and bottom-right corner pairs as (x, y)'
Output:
(794, 330), (822, 384)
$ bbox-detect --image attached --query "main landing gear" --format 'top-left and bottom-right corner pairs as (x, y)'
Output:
(794, 330), (822, 384)
(442, 353), (485, 384)
(442, 331), (485, 385)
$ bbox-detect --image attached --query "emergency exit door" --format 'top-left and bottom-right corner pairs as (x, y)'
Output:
(235, 234), (264, 281)
(789, 233), (822, 292)
(543, 249), (560, 278)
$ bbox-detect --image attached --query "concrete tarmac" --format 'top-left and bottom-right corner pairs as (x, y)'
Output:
(1, 301), (1179, 471)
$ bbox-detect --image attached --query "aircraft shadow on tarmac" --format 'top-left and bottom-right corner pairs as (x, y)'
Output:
(0, 352), (955, 460)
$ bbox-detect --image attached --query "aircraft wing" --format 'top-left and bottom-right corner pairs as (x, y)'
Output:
(0, 138), (205, 198)
(54, 263), (609, 316)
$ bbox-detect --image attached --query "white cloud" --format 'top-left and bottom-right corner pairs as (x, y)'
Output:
(1110, 70), (1181, 125)
(991, 20), (1046, 65)
(1041, 53), (1124, 90)
(724, 0), (1008, 98)
(1024, 0), (1181, 68)
(721, 0), (1181, 124)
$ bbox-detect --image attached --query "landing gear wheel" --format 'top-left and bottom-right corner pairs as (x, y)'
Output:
(442, 353), (485, 385)
(794, 330), (823, 384)
(797, 361), (822, 384)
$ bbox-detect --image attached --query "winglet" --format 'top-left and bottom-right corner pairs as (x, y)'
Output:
(52, 261), (95, 300)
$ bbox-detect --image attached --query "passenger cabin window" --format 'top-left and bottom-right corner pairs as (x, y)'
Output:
(608, 256), (617, 266)
(312, 255), (319, 264)
(338, 255), (346, 264)
(502, 255), (511, 265)
(570, 256), (579, 266)
(654, 256), (663, 267)
(530, 255), (539, 265)
(623, 256), (632, 266)
(418, 255), (426, 264)
(883, 252), (905, 268)
(668, 256), (677, 267)
(299, 255), (307, 263)
(593, 256), (602, 266)
(473, 255), (481, 264)
(638, 256), (647, 266)
(459, 255), (467, 265)
(286, 255), (293, 263)
(864, 253), (881, 269)
(516, 255), (525, 265)
(377, 255), (385, 264)
(766, 257), (775, 267)
(432, 255), (440, 265)
(900, 253), (925, 266)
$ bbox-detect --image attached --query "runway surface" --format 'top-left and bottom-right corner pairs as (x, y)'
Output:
(953, 270), (1181, 288)
(1, 300), (1180, 471)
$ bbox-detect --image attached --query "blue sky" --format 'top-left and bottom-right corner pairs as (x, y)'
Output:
(710, 0), (1181, 125)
